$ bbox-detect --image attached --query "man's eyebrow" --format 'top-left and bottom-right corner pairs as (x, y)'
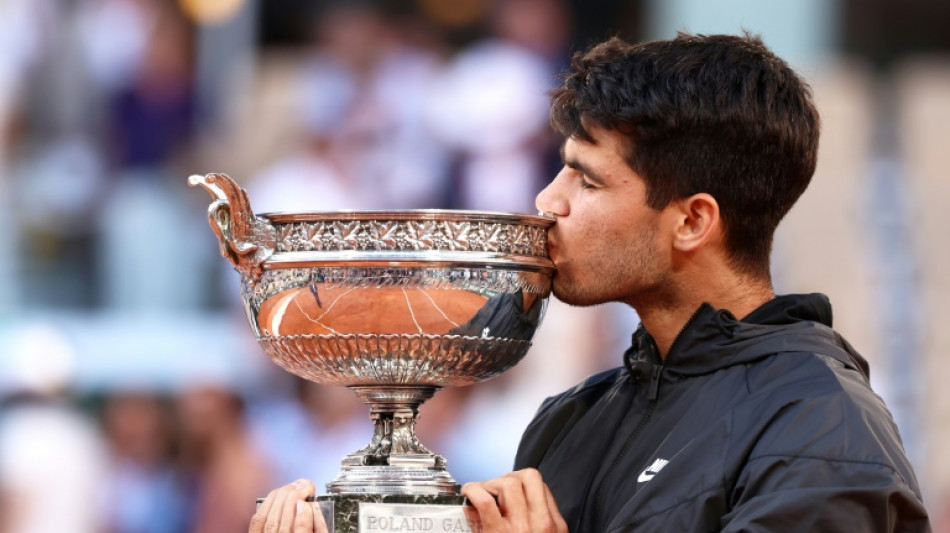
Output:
(559, 142), (607, 186)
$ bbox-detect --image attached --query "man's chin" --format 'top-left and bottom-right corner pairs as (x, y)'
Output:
(552, 282), (604, 308)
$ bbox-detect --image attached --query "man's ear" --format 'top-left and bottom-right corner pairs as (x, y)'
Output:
(671, 193), (720, 252)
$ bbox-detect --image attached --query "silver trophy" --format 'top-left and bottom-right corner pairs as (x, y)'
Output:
(189, 173), (554, 532)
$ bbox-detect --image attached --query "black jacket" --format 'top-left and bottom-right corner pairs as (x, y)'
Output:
(514, 294), (931, 532)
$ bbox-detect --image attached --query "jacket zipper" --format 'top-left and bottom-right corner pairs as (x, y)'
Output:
(587, 341), (663, 529)
(582, 308), (705, 529)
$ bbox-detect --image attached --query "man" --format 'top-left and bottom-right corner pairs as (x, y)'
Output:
(250, 33), (931, 532)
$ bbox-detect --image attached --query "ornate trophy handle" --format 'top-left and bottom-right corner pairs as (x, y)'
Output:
(188, 173), (276, 285)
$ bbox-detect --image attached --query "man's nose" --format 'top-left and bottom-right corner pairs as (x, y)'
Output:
(535, 171), (568, 216)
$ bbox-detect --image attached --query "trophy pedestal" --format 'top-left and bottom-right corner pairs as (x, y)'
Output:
(316, 494), (478, 533)
(314, 397), (480, 532)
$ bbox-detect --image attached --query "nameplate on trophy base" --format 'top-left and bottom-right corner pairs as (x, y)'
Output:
(358, 503), (480, 533)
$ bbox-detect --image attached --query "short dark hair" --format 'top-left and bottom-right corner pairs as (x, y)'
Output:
(550, 33), (820, 278)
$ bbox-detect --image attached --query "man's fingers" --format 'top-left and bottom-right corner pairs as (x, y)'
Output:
(294, 501), (313, 533)
(514, 469), (557, 530)
(462, 482), (504, 530)
(464, 471), (568, 533)
(248, 480), (316, 533)
(250, 488), (279, 533)
(264, 485), (293, 533)
(483, 474), (530, 531)
(292, 498), (333, 533)
(294, 499), (331, 533)
(279, 479), (316, 533)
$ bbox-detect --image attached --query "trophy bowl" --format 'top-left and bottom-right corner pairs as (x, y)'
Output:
(189, 173), (554, 503)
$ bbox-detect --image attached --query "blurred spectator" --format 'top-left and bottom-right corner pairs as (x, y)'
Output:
(6, 0), (109, 309)
(100, 392), (188, 533)
(177, 384), (273, 533)
(76, 0), (155, 98)
(105, 4), (194, 173)
(0, 325), (107, 533)
(95, 3), (211, 311)
(247, 72), (360, 214)
(269, 3), (448, 211)
(426, 0), (569, 213)
(0, 0), (49, 166)
(250, 381), (369, 489)
(0, 394), (108, 533)
(14, 136), (108, 288)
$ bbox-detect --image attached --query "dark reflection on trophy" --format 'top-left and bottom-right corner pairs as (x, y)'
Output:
(189, 173), (554, 532)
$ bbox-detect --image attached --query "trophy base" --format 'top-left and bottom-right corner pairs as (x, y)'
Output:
(256, 493), (480, 533)
(316, 493), (479, 533)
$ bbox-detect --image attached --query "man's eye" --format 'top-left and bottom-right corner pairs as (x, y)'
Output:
(580, 178), (596, 189)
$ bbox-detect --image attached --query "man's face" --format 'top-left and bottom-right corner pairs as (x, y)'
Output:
(536, 126), (673, 307)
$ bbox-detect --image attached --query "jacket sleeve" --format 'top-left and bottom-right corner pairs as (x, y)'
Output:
(719, 384), (931, 533)
(720, 454), (931, 532)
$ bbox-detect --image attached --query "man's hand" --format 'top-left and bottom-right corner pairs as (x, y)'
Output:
(462, 469), (568, 533)
(249, 479), (329, 533)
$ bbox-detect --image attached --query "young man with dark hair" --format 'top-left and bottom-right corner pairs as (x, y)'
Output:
(251, 33), (931, 532)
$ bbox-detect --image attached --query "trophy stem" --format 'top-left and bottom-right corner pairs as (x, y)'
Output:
(346, 386), (444, 468)
(326, 386), (459, 495)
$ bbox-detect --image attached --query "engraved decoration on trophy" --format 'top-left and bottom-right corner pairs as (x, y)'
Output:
(189, 173), (555, 532)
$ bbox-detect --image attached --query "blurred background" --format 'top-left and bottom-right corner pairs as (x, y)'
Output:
(0, 0), (948, 531)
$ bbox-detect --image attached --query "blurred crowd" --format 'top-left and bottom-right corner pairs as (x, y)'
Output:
(4, 0), (949, 531)
(0, 1), (634, 532)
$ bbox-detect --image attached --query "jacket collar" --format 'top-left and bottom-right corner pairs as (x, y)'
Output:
(625, 293), (869, 379)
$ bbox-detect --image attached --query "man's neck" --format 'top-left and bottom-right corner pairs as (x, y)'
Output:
(632, 276), (775, 359)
